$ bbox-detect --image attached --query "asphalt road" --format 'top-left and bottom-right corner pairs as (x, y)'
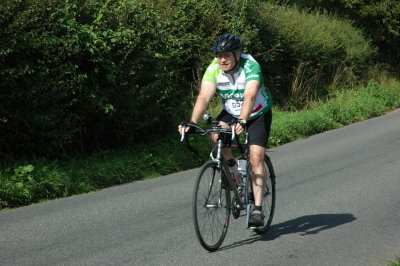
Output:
(1, 109), (400, 266)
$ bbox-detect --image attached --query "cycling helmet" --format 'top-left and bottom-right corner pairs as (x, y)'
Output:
(212, 33), (242, 53)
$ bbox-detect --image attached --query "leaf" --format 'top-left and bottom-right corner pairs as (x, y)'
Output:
(15, 182), (24, 189)
(14, 165), (35, 175)
(104, 104), (115, 114)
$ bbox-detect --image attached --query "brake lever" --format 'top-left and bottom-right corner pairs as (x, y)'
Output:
(180, 126), (186, 142)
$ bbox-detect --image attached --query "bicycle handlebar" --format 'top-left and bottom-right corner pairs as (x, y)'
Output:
(179, 120), (246, 155)
(179, 121), (235, 141)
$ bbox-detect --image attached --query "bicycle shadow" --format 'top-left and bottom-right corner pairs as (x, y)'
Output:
(217, 213), (356, 252)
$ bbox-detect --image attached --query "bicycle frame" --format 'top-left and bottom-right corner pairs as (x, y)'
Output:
(218, 132), (258, 228)
(209, 132), (248, 211)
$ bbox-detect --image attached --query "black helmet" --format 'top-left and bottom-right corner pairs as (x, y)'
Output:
(212, 33), (242, 53)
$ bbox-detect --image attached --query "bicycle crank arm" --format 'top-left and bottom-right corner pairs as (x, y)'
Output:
(204, 204), (222, 208)
(246, 204), (251, 228)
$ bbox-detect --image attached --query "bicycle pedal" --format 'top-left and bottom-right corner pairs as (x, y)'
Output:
(248, 225), (262, 229)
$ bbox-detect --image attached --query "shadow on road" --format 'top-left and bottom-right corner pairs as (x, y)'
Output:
(262, 213), (356, 240)
(218, 213), (356, 252)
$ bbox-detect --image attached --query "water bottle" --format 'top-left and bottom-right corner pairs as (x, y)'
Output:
(237, 157), (246, 175)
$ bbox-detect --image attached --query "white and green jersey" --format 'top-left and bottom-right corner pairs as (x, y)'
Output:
(202, 54), (272, 120)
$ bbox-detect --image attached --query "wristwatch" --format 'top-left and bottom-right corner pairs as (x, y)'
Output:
(237, 119), (247, 127)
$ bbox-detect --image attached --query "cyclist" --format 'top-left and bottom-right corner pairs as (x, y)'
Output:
(179, 33), (273, 227)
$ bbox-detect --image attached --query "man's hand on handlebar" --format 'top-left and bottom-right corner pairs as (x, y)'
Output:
(234, 122), (245, 135)
(178, 122), (196, 135)
(178, 124), (188, 135)
(233, 118), (246, 135)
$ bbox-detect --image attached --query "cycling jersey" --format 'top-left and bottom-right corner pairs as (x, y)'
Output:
(202, 54), (272, 120)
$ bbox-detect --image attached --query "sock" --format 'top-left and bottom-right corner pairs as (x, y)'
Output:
(254, 205), (262, 211)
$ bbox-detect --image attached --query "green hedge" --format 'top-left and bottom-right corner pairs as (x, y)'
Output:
(0, 0), (191, 157)
(255, 2), (377, 103)
(280, 0), (400, 68)
(1, 79), (399, 209)
(0, 0), (377, 158)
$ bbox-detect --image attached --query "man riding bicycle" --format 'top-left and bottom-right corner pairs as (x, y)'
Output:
(179, 33), (273, 227)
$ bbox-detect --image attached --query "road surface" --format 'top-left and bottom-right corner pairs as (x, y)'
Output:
(1, 109), (400, 265)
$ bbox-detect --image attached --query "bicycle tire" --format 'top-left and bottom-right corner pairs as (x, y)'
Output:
(248, 154), (276, 234)
(193, 161), (231, 251)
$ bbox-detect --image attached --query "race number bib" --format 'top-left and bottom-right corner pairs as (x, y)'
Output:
(225, 99), (243, 116)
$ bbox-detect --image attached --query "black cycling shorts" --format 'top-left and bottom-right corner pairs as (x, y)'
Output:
(216, 109), (272, 147)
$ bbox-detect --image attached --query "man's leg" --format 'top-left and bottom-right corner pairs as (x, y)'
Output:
(248, 144), (267, 227)
(249, 144), (266, 206)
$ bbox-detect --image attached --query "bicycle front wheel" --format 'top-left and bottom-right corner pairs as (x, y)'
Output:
(253, 154), (276, 235)
(193, 161), (231, 251)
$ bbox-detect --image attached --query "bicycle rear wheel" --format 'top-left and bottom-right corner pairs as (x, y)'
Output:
(193, 161), (231, 251)
(252, 154), (276, 234)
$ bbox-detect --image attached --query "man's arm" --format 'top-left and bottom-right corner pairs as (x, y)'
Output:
(190, 81), (217, 124)
(235, 80), (260, 135)
(239, 80), (260, 121)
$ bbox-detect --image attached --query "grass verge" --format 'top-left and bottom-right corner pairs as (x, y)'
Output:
(388, 256), (400, 266)
(1, 78), (400, 210)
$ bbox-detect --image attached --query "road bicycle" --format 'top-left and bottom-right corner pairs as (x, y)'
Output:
(180, 115), (276, 251)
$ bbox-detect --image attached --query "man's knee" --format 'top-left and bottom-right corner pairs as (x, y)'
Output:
(250, 153), (265, 169)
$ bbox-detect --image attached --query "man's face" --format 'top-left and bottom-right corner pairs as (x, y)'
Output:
(216, 51), (239, 72)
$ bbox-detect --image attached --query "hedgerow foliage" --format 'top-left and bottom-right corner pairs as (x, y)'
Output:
(2, 79), (399, 209)
(0, 0), (377, 158)
(253, 2), (377, 103)
(280, 0), (400, 68)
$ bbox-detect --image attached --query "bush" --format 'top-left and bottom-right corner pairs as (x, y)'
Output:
(0, 132), (205, 209)
(0, 0), (378, 158)
(0, 0), (190, 157)
(255, 2), (377, 105)
(280, 0), (400, 69)
(321, 81), (392, 125)
(269, 109), (340, 146)
(269, 79), (400, 147)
